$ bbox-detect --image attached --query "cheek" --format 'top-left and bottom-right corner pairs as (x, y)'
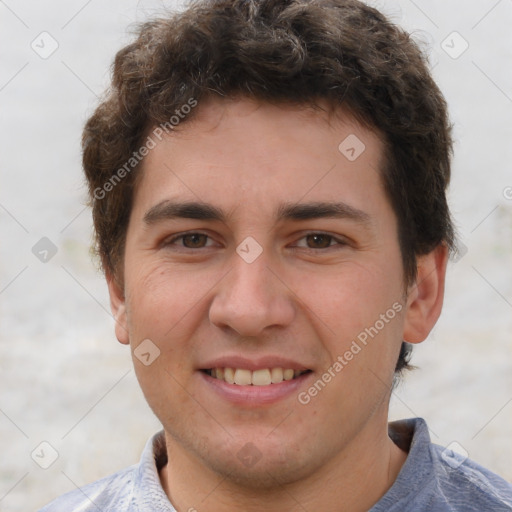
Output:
(294, 258), (405, 370)
(125, 259), (208, 339)
(125, 263), (206, 415)
(302, 261), (400, 328)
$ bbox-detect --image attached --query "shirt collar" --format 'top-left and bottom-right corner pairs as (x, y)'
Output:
(131, 430), (176, 512)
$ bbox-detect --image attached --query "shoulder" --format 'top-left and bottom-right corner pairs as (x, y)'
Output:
(38, 464), (137, 512)
(38, 431), (170, 512)
(375, 418), (512, 512)
(427, 442), (512, 511)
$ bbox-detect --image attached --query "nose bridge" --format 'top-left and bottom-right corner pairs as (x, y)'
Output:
(230, 251), (272, 301)
(209, 247), (294, 336)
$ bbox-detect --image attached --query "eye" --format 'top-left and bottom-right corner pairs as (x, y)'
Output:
(163, 231), (347, 251)
(294, 233), (347, 250)
(165, 232), (214, 249)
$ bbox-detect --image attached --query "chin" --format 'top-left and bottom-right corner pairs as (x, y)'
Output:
(196, 435), (319, 490)
(209, 450), (314, 490)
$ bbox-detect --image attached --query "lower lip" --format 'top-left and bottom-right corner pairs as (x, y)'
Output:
(199, 371), (312, 406)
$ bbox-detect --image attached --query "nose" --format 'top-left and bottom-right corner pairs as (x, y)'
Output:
(209, 250), (296, 338)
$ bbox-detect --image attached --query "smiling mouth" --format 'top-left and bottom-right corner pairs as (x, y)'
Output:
(202, 368), (312, 386)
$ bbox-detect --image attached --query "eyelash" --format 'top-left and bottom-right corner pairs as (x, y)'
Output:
(163, 231), (348, 251)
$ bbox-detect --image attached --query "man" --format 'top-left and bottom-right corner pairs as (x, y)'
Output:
(40, 0), (512, 510)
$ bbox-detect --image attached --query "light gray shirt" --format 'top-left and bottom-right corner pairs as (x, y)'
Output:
(39, 417), (512, 511)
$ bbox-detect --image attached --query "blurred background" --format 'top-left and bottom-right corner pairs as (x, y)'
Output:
(1, 0), (511, 510)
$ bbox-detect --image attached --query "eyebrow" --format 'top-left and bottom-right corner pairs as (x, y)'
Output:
(143, 200), (372, 226)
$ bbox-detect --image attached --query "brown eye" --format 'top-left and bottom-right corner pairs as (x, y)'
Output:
(305, 234), (333, 249)
(181, 233), (208, 248)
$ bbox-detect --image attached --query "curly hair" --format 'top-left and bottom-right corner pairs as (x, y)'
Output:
(82, 0), (454, 375)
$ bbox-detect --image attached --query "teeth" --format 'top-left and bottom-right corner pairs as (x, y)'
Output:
(283, 369), (294, 381)
(207, 367), (307, 385)
(270, 367), (283, 384)
(252, 369), (271, 386)
(224, 367), (235, 384)
(234, 369), (252, 385)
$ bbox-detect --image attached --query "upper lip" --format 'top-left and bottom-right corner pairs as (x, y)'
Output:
(199, 355), (311, 372)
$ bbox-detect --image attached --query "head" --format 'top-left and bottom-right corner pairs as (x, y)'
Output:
(83, 0), (454, 490)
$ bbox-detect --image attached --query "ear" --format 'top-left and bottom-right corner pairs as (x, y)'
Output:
(106, 272), (130, 345)
(403, 244), (449, 344)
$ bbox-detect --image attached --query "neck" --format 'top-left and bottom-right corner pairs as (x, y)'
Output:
(159, 418), (408, 512)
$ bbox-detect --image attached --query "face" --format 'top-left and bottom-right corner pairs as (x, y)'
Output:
(110, 98), (433, 487)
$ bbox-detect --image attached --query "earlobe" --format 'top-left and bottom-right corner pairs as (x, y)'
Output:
(106, 272), (130, 345)
(403, 244), (449, 344)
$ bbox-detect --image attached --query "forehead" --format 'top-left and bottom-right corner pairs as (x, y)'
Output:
(132, 98), (389, 224)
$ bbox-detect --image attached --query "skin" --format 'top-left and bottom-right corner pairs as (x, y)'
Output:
(108, 98), (448, 511)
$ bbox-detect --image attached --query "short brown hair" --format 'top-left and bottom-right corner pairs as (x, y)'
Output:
(82, 0), (455, 374)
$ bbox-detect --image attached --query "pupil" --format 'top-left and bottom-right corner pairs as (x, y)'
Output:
(184, 234), (205, 248)
(308, 234), (331, 248)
